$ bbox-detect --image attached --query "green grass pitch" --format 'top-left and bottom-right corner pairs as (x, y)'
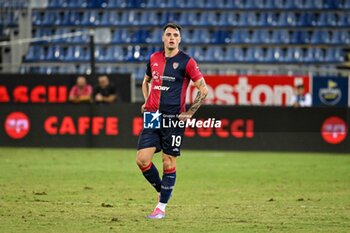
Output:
(0, 148), (349, 232)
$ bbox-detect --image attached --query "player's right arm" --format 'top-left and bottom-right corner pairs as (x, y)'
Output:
(141, 74), (152, 113)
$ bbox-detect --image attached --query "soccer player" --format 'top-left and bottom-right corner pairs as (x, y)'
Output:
(136, 23), (208, 219)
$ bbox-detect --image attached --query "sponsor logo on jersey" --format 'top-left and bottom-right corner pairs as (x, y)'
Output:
(152, 62), (158, 67)
(153, 85), (170, 91)
(161, 76), (175, 82)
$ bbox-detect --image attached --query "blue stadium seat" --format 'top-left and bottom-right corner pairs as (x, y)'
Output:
(304, 48), (316, 62)
(334, 0), (350, 8)
(78, 64), (92, 74)
(206, 12), (226, 26)
(205, 47), (224, 62)
(193, 29), (210, 43)
(226, 12), (241, 26)
(267, 47), (285, 62)
(244, 12), (259, 26)
(266, 12), (280, 26)
(95, 46), (108, 61)
(314, 48), (326, 62)
(45, 45), (63, 61)
(107, 46), (124, 61)
(332, 48), (344, 62)
(71, 29), (89, 43)
(108, 0), (129, 8)
(311, 30), (331, 44)
(167, 12), (188, 25)
(192, 46), (206, 61)
(291, 0), (307, 9)
(280, 12), (297, 26)
(273, 0), (293, 8)
(286, 47), (303, 62)
(276, 29), (291, 44)
(299, 30), (312, 44)
(246, 47), (264, 62)
(232, 48), (245, 61)
(65, 46), (90, 61)
(339, 30), (350, 44)
(339, 12), (350, 26)
(24, 46), (41, 61)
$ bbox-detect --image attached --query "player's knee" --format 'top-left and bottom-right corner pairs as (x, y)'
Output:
(162, 156), (175, 170)
(136, 152), (150, 168)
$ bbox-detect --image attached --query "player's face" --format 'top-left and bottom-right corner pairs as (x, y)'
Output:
(162, 27), (181, 51)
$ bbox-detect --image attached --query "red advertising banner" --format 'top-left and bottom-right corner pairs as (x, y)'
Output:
(186, 75), (310, 106)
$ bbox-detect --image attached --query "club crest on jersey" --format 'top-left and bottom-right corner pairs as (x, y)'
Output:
(173, 62), (179, 69)
(152, 71), (160, 80)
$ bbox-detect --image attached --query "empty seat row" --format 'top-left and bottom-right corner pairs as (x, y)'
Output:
(24, 45), (344, 63)
(188, 46), (344, 63)
(46, 0), (350, 9)
(0, 12), (20, 26)
(32, 11), (350, 27)
(19, 64), (143, 75)
(24, 45), (162, 62)
(0, 0), (29, 8)
(32, 28), (350, 45)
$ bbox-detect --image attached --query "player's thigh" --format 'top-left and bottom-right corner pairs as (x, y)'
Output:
(161, 127), (185, 157)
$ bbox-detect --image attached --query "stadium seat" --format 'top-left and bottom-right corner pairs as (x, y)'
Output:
(280, 12), (297, 26)
(94, 46), (108, 61)
(339, 30), (350, 44)
(339, 12), (350, 26)
(276, 29), (291, 44)
(194, 29), (210, 43)
(108, 46), (124, 61)
(268, 47), (285, 62)
(246, 47), (264, 62)
(205, 47), (224, 62)
(232, 47), (245, 61)
(226, 12), (241, 26)
(192, 46), (206, 61)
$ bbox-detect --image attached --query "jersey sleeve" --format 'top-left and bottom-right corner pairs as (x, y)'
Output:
(145, 60), (152, 77)
(185, 58), (203, 82)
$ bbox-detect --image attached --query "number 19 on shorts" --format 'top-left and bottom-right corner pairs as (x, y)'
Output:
(171, 135), (182, 147)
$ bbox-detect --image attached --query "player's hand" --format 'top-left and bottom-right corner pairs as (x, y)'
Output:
(141, 103), (147, 114)
(178, 111), (193, 121)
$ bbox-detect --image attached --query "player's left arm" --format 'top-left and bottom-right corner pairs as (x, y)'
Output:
(178, 77), (208, 121)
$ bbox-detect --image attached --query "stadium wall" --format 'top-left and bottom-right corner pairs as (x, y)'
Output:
(1, 103), (349, 153)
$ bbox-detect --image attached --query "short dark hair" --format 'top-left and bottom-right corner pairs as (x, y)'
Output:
(163, 23), (182, 33)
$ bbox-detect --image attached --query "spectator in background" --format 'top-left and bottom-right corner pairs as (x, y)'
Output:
(94, 75), (117, 103)
(69, 76), (92, 103)
(290, 84), (312, 107)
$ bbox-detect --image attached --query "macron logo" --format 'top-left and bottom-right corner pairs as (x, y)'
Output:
(143, 110), (162, 129)
(153, 85), (170, 91)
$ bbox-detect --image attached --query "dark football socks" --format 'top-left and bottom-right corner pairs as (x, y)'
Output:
(160, 167), (176, 204)
(140, 162), (162, 192)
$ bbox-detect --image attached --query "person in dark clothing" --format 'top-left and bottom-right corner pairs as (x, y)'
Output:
(93, 75), (117, 103)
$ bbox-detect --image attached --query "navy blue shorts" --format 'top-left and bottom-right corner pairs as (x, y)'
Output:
(137, 126), (185, 157)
